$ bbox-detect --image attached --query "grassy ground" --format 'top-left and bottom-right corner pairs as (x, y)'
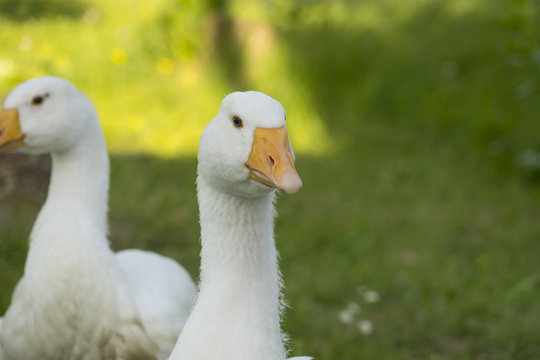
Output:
(1, 0), (540, 359)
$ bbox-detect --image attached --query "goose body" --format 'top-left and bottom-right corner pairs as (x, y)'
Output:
(0, 77), (197, 360)
(169, 91), (310, 360)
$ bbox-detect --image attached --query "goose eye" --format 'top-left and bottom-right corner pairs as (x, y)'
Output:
(32, 95), (44, 105)
(232, 116), (243, 129)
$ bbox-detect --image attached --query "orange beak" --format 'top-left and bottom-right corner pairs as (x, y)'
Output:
(0, 108), (25, 151)
(245, 126), (302, 194)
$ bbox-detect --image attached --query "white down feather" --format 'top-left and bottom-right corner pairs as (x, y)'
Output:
(0, 76), (197, 360)
(168, 91), (311, 360)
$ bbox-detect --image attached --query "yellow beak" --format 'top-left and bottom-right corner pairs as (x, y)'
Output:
(245, 126), (303, 194)
(0, 108), (25, 151)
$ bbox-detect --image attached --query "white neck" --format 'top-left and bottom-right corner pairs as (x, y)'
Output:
(35, 125), (109, 241)
(171, 176), (286, 360)
(24, 120), (111, 278)
(1, 118), (120, 359)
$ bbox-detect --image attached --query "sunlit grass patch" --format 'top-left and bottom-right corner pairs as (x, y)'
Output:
(0, 0), (333, 156)
(110, 48), (128, 65)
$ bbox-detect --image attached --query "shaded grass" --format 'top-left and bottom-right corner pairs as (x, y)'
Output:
(280, 130), (540, 359)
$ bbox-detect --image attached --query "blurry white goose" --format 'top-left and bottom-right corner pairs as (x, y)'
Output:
(168, 91), (311, 360)
(0, 76), (197, 360)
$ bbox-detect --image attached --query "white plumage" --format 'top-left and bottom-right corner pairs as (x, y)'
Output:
(168, 91), (310, 360)
(0, 77), (197, 360)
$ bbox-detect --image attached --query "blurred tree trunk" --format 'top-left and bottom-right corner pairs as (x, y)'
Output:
(203, 0), (247, 89)
(202, 0), (278, 91)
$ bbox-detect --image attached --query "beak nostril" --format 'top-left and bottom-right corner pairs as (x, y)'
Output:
(268, 155), (275, 167)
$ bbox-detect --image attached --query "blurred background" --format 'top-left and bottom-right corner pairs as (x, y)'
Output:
(1, 0), (539, 358)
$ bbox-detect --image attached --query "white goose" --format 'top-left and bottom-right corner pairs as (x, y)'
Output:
(168, 91), (311, 360)
(0, 76), (197, 360)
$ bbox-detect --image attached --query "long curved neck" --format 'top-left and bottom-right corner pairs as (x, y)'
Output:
(198, 180), (279, 295)
(32, 122), (110, 245)
(180, 176), (286, 359)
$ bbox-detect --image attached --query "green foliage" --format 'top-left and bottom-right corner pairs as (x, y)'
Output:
(1, 0), (540, 359)
(137, 0), (211, 60)
(0, 0), (86, 20)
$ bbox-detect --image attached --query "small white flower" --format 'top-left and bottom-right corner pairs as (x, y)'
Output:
(346, 301), (361, 315)
(83, 8), (101, 25)
(516, 149), (540, 171)
(19, 35), (33, 52)
(338, 310), (354, 324)
(357, 319), (373, 335)
(364, 290), (380, 303)
(0, 58), (15, 78)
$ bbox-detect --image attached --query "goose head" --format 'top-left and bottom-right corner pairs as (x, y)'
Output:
(0, 76), (98, 155)
(198, 91), (302, 198)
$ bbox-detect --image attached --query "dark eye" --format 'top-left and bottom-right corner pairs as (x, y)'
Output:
(232, 116), (243, 129)
(32, 96), (44, 105)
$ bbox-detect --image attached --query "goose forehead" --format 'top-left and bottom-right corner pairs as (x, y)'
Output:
(220, 91), (286, 127)
(4, 76), (75, 106)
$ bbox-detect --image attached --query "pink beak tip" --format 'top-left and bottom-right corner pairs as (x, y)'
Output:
(279, 172), (303, 194)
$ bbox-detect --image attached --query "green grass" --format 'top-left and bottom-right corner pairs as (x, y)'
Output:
(2, 0), (540, 359)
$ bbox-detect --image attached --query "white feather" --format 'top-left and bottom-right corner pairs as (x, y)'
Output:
(116, 249), (196, 359)
(0, 77), (197, 360)
(169, 92), (311, 360)
(0, 317), (3, 360)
